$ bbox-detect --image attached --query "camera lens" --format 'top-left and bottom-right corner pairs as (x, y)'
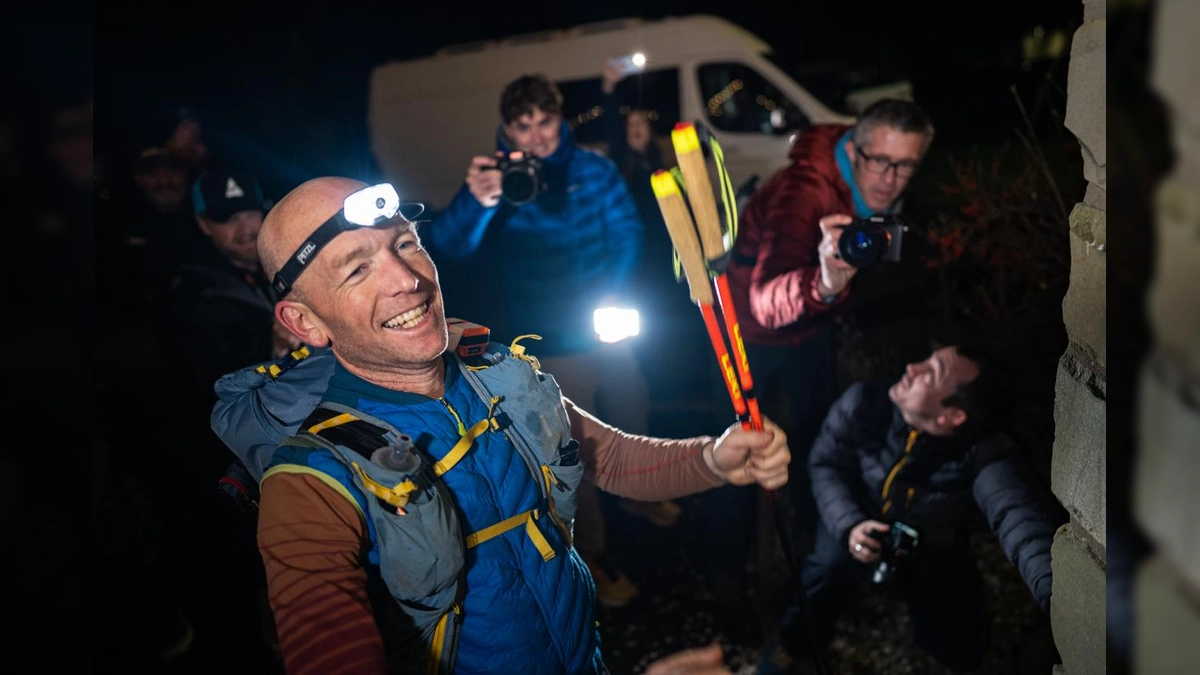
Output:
(837, 220), (889, 268)
(502, 168), (538, 205)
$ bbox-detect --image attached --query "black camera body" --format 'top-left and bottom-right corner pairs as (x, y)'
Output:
(489, 153), (546, 206)
(837, 214), (906, 268)
(870, 520), (920, 593)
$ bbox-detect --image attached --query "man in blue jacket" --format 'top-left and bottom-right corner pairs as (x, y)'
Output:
(760, 341), (1059, 674)
(428, 73), (665, 607)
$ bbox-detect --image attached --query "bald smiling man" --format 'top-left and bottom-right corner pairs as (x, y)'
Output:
(247, 177), (792, 675)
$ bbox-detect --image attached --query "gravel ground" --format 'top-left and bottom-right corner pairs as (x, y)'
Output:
(595, 490), (1054, 675)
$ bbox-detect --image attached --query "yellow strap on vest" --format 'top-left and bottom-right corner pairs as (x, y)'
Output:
(433, 396), (503, 476)
(541, 465), (573, 548)
(350, 463), (420, 510)
(434, 418), (489, 477)
(428, 603), (462, 675)
(464, 509), (555, 561)
(508, 334), (543, 371)
(256, 345), (311, 378)
(307, 412), (360, 435)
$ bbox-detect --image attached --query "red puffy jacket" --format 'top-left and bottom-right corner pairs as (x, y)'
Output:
(726, 124), (855, 348)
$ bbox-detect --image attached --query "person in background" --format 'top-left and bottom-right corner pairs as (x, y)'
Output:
(428, 73), (656, 608)
(759, 341), (1057, 674)
(157, 169), (291, 674)
(702, 99), (936, 642)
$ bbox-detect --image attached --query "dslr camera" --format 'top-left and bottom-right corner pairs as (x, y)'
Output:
(488, 152), (546, 206)
(837, 214), (907, 268)
(869, 520), (920, 594)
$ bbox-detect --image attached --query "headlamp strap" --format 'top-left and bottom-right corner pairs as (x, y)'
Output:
(272, 212), (351, 297)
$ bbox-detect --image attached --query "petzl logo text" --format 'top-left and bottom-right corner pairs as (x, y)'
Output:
(296, 242), (317, 265)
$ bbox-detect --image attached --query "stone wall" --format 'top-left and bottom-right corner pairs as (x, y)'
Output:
(1134, 0), (1200, 672)
(1050, 1), (1107, 673)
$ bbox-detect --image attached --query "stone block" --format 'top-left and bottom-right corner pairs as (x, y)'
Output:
(1063, 207), (1106, 366)
(1052, 354), (1107, 545)
(1135, 352), (1200, 589)
(1050, 523), (1107, 675)
(1152, 0), (1200, 141)
(1134, 554), (1200, 675)
(1148, 176), (1200, 373)
(1065, 20), (1106, 189)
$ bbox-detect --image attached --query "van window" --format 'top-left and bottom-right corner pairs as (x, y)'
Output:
(698, 62), (810, 136)
(558, 67), (682, 146)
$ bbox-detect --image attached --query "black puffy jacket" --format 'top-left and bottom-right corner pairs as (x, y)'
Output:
(808, 380), (1056, 611)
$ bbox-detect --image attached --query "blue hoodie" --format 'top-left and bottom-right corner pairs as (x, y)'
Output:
(428, 121), (643, 355)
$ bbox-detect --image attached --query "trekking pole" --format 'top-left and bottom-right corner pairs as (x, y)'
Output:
(649, 171), (751, 426)
(670, 122), (763, 432)
(661, 125), (832, 675)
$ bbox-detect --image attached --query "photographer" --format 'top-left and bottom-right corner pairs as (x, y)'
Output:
(759, 342), (1057, 674)
(701, 100), (935, 637)
(428, 74), (658, 607)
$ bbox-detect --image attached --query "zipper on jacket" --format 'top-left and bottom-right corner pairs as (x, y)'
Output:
(881, 429), (920, 515)
(439, 398), (468, 437)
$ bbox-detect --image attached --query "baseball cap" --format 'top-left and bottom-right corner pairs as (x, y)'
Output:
(192, 171), (268, 222)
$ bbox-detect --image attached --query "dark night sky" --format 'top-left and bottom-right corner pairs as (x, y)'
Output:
(96, 1), (1082, 198)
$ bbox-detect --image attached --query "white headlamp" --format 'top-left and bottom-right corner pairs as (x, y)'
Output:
(272, 183), (422, 297)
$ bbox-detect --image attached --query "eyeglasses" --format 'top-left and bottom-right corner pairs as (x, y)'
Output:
(855, 147), (920, 178)
(272, 183), (423, 298)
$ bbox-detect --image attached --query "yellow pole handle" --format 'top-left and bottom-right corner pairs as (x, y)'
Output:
(651, 170), (714, 306)
(671, 122), (725, 266)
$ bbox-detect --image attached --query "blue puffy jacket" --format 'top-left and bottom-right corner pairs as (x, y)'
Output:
(427, 122), (642, 356)
(809, 380), (1057, 611)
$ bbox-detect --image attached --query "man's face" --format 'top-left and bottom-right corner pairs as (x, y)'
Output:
(888, 346), (979, 435)
(135, 165), (189, 213)
(846, 125), (927, 212)
(198, 209), (264, 270)
(298, 222), (448, 372)
(504, 107), (562, 159)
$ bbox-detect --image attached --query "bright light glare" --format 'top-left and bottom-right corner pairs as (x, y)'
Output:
(631, 52), (646, 67)
(344, 183), (400, 226)
(594, 307), (640, 344)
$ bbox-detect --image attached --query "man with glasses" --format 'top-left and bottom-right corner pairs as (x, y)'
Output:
(700, 99), (934, 643)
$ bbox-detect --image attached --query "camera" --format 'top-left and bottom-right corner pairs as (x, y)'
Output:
(837, 214), (906, 268)
(489, 153), (546, 206)
(870, 521), (920, 593)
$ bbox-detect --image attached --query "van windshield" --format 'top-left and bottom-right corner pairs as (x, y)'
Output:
(697, 62), (811, 136)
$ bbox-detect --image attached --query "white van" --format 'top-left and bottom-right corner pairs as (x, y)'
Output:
(367, 14), (856, 212)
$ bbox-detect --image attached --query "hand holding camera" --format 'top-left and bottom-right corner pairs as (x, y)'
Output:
(848, 519), (890, 563)
(817, 214), (860, 297)
(469, 151), (546, 207)
(869, 520), (920, 594)
(466, 154), (504, 207)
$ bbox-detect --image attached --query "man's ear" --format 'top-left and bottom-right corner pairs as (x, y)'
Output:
(277, 301), (330, 348)
(843, 138), (856, 158)
(936, 407), (967, 432)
